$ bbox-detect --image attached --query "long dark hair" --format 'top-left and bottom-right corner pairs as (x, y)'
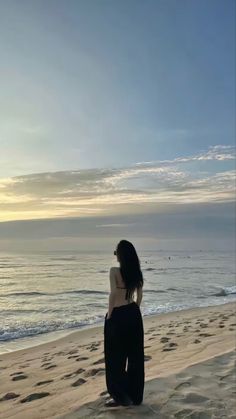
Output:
(116, 240), (143, 301)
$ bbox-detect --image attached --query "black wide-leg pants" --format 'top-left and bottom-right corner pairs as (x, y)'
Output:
(104, 302), (145, 405)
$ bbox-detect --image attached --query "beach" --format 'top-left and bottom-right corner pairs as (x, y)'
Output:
(1, 0), (235, 418)
(0, 301), (235, 419)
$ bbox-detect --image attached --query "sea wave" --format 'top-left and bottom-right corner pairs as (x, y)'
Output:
(0, 281), (16, 286)
(166, 287), (181, 292)
(50, 257), (78, 261)
(142, 298), (236, 317)
(0, 316), (105, 342)
(213, 286), (236, 297)
(1, 298), (235, 343)
(3, 291), (48, 297)
(0, 264), (26, 269)
(2, 289), (109, 298)
(144, 289), (166, 294)
(65, 290), (108, 295)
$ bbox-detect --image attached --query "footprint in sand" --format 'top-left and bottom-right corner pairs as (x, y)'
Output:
(0, 392), (20, 401)
(148, 328), (156, 332)
(75, 368), (86, 374)
(162, 342), (178, 351)
(174, 408), (196, 418)
(44, 364), (57, 370)
(148, 337), (155, 340)
(71, 378), (86, 387)
(220, 315), (229, 320)
(84, 368), (105, 377)
(35, 380), (54, 386)
(86, 343), (100, 350)
(182, 392), (209, 404)
(20, 392), (50, 403)
(160, 337), (170, 343)
(76, 357), (89, 362)
(193, 339), (201, 344)
(199, 333), (214, 338)
(53, 351), (66, 356)
(99, 390), (108, 396)
(175, 381), (191, 391)
(219, 373), (232, 382)
(10, 371), (24, 376)
(144, 355), (152, 362)
(12, 374), (28, 381)
(68, 355), (80, 359)
(68, 349), (79, 355)
(200, 323), (208, 328)
(61, 368), (85, 379)
(61, 373), (74, 380)
(92, 357), (105, 365)
(41, 362), (52, 367)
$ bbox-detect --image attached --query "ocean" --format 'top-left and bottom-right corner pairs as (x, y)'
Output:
(0, 249), (235, 353)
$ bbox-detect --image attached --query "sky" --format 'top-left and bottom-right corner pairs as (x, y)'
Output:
(0, 0), (235, 252)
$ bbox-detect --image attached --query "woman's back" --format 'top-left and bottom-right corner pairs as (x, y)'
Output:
(112, 267), (136, 308)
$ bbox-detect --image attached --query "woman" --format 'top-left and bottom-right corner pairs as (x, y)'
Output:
(104, 239), (145, 407)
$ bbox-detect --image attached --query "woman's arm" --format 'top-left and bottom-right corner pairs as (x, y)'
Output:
(136, 286), (143, 307)
(107, 267), (117, 318)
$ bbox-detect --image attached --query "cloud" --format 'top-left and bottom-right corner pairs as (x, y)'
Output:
(0, 145), (235, 222)
(134, 145), (236, 166)
(96, 223), (138, 228)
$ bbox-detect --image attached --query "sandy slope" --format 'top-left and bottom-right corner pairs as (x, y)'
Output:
(0, 302), (235, 419)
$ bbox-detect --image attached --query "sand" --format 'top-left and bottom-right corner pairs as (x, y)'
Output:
(0, 302), (235, 419)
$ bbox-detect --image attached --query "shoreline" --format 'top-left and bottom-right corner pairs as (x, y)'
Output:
(0, 301), (235, 419)
(0, 299), (235, 356)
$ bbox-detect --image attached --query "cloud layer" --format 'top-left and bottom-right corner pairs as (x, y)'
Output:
(0, 145), (235, 222)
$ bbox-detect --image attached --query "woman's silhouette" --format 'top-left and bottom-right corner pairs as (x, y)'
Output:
(104, 240), (145, 407)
